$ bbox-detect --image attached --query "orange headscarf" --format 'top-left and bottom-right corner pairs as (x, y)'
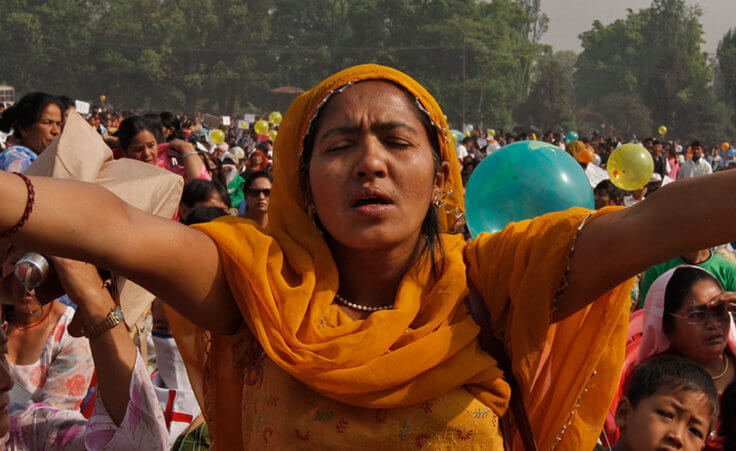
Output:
(168, 64), (632, 450)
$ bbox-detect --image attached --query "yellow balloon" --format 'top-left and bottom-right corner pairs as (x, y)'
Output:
(269, 130), (278, 142)
(487, 129), (495, 137)
(211, 129), (225, 144)
(658, 125), (667, 136)
(607, 143), (654, 191)
(268, 111), (283, 125)
(254, 120), (270, 136)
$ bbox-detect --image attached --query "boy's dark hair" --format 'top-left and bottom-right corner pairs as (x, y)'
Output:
(593, 180), (625, 205)
(626, 356), (719, 425)
(720, 382), (736, 448)
(183, 206), (229, 225)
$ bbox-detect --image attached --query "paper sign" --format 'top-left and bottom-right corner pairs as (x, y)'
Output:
(221, 116), (231, 126)
(237, 120), (249, 130)
(74, 100), (90, 115)
(585, 163), (609, 188)
(202, 114), (220, 129)
(661, 175), (675, 186)
(243, 114), (256, 123)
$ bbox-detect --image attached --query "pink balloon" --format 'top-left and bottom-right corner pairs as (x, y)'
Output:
(258, 134), (269, 142)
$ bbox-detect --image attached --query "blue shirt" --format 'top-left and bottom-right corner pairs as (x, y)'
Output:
(0, 145), (37, 173)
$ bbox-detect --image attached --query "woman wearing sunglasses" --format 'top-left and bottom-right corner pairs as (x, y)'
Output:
(242, 171), (271, 229)
(603, 265), (736, 449)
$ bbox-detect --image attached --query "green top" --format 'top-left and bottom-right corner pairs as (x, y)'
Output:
(639, 251), (736, 307)
(227, 174), (245, 209)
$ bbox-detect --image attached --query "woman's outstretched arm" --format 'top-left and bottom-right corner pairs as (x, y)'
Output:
(555, 170), (736, 321)
(0, 171), (240, 333)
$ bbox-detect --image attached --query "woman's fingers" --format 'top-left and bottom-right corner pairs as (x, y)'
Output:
(707, 291), (736, 309)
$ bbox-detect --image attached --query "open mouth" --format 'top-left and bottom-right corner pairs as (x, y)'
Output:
(353, 197), (392, 207)
(350, 187), (395, 215)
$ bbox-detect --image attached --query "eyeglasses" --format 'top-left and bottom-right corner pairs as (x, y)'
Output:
(668, 305), (734, 325)
(246, 188), (271, 197)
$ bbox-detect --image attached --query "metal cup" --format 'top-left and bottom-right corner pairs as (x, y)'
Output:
(14, 253), (49, 289)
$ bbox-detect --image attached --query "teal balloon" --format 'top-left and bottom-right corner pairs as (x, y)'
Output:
(565, 131), (579, 142)
(465, 140), (594, 236)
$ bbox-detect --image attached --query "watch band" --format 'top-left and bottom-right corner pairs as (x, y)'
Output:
(81, 306), (124, 339)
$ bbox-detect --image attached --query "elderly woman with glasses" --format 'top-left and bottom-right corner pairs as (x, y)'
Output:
(604, 265), (736, 449)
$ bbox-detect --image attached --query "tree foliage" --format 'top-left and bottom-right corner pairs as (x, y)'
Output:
(574, 0), (733, 141)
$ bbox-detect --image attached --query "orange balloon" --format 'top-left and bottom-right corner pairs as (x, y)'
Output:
(100, 95), (106, 102)
(576, 146), (595, 164)
(722, 142), (731, 151)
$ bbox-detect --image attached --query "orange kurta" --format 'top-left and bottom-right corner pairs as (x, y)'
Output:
(168, 64), (632, 450)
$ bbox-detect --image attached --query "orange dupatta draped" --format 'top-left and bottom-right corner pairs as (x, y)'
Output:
(167, 64), (632, 450)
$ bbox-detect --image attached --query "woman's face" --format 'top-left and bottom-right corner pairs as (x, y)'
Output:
(667, 280), (730, 363)
(249, 153), (263, 167)
(21, 103), (62, 153)
(308, 81), (449, 252)
(124, 130), (159, 164)
(246, 177), (271, 214)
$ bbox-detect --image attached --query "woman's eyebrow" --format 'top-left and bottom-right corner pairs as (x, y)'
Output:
(319, 121), (418, 141)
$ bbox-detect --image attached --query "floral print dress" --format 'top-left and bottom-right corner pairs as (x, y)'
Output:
(3, 353), (169, 450)
(9, 306), (94, 411)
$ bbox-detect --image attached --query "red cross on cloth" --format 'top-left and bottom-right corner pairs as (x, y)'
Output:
(164, 390), (193, 430)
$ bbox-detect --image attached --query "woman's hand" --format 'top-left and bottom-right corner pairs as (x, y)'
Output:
(706, 291), (736, 311)
(170, 139), (206, 182)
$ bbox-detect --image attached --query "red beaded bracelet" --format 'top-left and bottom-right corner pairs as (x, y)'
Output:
(0, 172), (35, 239)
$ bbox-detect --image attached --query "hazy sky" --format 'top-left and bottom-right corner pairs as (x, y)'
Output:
(541, 0), (735, 55)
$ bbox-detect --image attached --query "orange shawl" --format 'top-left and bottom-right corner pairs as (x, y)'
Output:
(168, 64), (631, 450)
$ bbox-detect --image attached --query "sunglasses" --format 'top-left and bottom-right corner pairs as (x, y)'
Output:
(246, 188), (271, 197)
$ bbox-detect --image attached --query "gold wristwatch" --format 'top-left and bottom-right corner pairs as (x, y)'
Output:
(80, 306), (124, 339)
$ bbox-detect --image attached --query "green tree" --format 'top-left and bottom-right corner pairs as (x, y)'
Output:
(0, 0), (98, 96)
(574, 0), (723, 141)
(717, 29), (736, 112)
(517, 50), (575, 131)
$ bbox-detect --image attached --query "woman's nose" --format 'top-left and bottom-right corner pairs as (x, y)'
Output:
(354, 135), (388, 180)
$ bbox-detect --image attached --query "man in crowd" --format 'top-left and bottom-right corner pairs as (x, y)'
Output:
(594, 180), (625, 209)
(678, 140), (712, 179)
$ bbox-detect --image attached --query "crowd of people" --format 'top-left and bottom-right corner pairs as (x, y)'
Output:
(0, 63), (735, 450)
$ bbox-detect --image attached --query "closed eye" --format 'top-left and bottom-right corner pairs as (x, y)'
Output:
(656, 409), (674, 420)
(689, 427), (705, 440)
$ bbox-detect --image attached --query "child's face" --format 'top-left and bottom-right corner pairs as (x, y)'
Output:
(616, 386), (713, 451)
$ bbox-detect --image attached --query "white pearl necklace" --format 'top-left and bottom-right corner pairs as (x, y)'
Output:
(334, 293), (393, 312)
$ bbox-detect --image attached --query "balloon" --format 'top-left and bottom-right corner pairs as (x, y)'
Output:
(722, 142), (731, 151)
(575, 146), (595, 164)
(269, 130), (278, 142)
(606, 143), (654, 191)
(257, 134), (269, 142)
(99, 95), (106, 102)
(565, 131), (579, 142)
(450, 129), (463, 144)
(729, 149), (735, 158)
(268, 111), (283, 125)
(463, 124), (474, 134)
(465, 140), (594, 236)
(463, 131), (471, 138)
(530, 133), (537, 141)
(658, 125), (667, 136)
(487, 129), (496, 137)
(254, 120), (270, 136)
(211, 129), (226, 144)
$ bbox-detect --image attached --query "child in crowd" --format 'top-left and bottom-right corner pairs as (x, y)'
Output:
(599, 356), (719, 451)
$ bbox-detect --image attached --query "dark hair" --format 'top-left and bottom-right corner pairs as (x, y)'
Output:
(243, 170), (272, 191)
(183, 206), (229, 225)
(143, 113), (164, 144)
(181, 178), (231, 209)
(626, 356), (719, 426)
(662, 267), (723, 335)
(57, 95), (74, 112)
(117, 115), (160, 151)
(160, 111), (184, 141)
(691, 140), (703, 149)
(0, 92), (63, 137)
(593, 180), (625, 205)
(300, 80), (445, 279)
(720, 382), (736, 448)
